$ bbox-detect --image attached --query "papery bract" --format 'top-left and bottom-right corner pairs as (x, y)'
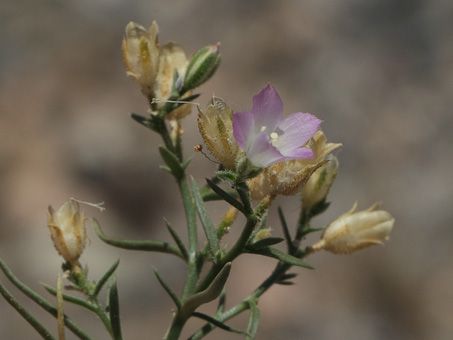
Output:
(302, 154), (339, 210)
(198, 96), (241, 169)
(47, 199), (86, 266)
(122, 21), (160, 98)
(311, 202), (394, 254)
(233, 85), (321, 168)
(155, 42), (191, 120)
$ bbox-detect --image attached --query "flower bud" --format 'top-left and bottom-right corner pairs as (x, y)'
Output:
(122, 21), (160, 98)
(302, 155), (339, 211)
(198, 96), (241, 169)
(255, 228), (272, 241)
(155, 42), (192, 120)
(182, 44), (221, 92)
(311, 202), (394, 254)
(47, 199), (86, 265)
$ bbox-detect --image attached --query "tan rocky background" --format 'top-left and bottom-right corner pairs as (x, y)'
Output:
(1, 0), (452, 339)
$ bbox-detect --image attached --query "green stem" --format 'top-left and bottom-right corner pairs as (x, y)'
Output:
(179, 174), (200, 301)
(188, 261), (293, 340)
(196, 181), (258, 293)
(155, 116), (176, 155)
(163, 312), (187, 340)
(296, 209), (310, 240)
(189, 209), (311, 340)
(196, 214), (257, 293)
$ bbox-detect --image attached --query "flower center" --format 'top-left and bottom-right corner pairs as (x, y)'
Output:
(270, 132), (281, 147)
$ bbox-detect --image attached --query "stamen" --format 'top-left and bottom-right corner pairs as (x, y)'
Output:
(270, 132), (280, 147)
(194, 145), (220, 164)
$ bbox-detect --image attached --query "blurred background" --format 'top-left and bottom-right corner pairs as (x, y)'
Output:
(1, 0), (452, 339)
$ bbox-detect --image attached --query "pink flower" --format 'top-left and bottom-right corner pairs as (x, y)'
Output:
(233, 85), (321, 168)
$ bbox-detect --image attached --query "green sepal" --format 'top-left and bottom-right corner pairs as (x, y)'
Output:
(206, 178), (247, 215)
(107, 277), (122, 340)
(192, 312), (246, 335)
(216, 170), (237, 186)
(154, 269), (182, 310)
(247, 247), (314, 269)
(247, 238), (285, 250)
(165, 220), (189, 261)
(246, 301), (260, 340)
(191, 177), (221, 261)
(182, 44), (221, 92)
(159, 146), (183, 180)
(93, 259), (120, 298)
(303, 227), (325, 235)
(181, 262), (231, 317)
(308, 199), (331, 218)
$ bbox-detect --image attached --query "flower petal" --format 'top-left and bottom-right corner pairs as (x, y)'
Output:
(233, 110), (255, 150)
(283, 146), (314, 159)
(277, 113), (321, 155)
(251, 85), (283, 134)
(247, 131), (287, 168)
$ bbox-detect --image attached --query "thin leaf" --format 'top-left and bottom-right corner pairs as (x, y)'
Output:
(43, 285), (98, 314)
(201, 189), (238, 202)
(246, 301), (260, 340)
(0, 280), (56, 340)
(276, 281), (295, 286)
(92, 219), (184, 260)
(206, 178), (246, 215)
(278, 207), (293, 252)
(107, 277), (122, 340)
(57, 276), (65, 340)
(181, 157), (192, 171)
(248, 238), (285, 250)
(153, 269), (181, 310)
(165, 220), (189, 261)
(159, 165), (172, 174)
(247, 247), (314, 269)
(130, 113), (157, 131)
(216, 287), (227, 313)
(159, 146), (183, 179)
(191, 177), (220, 259)
(278, 273), (298, 282)
(181, 263), (231, 317)
(93, 259), (120, 297)
(192, 312), (246, 335)
(0, 258), (93, 340)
